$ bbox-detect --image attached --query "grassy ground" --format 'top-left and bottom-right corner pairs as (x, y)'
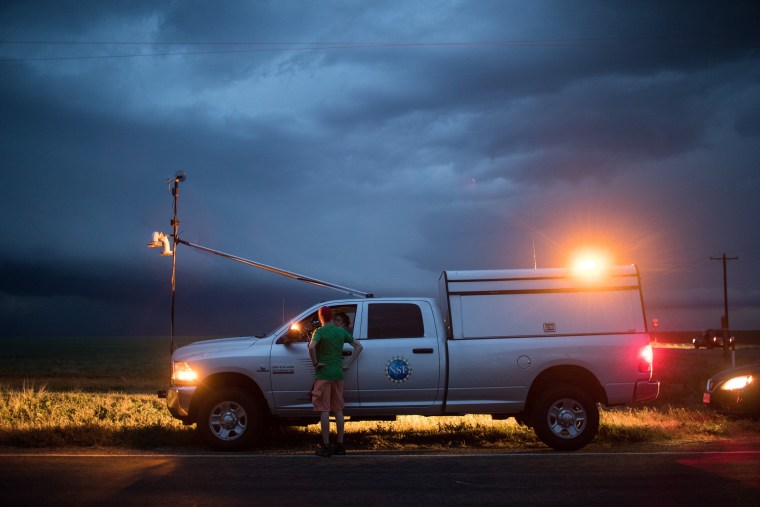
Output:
(1, 337), (758, 451)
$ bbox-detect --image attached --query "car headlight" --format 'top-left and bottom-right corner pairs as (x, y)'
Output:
(173, 361), (199, 385)
(720, 375), (753, 391)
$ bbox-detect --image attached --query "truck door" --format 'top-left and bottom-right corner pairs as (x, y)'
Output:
(270, 304), (360, 413)
(356, 301), (442, 409)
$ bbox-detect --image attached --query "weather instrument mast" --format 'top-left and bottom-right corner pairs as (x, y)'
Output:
(148, 172), (372, 353)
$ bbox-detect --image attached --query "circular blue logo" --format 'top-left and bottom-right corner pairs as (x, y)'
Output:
(385, 356), (412, 384)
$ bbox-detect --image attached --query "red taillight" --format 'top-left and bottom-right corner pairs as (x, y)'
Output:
(638, 344), (653, 374)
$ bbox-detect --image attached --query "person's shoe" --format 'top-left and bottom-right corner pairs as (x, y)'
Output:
(315, 443), (332, 457)
(331, 443), (346, 455)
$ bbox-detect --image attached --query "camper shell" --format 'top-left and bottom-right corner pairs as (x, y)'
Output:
(439, 265), (647, 340)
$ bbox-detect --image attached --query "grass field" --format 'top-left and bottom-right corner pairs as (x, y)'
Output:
(1, 337), (758, 451)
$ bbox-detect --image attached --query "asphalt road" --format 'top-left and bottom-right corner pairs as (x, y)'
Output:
(1, 447), (758, 506)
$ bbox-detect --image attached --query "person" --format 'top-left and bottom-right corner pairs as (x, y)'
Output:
(334, 311), (351, 332)
(308, 306), (362, 456)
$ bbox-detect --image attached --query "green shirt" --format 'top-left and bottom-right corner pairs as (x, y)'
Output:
(311, 324), (354, 381)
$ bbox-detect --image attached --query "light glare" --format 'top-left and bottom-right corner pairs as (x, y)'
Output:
(568, 246), (613, 278)
(721, 375), (753, 391)
(173, 361), (198, 383)
(639, 344), (653, 373)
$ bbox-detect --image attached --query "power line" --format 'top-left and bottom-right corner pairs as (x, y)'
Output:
(2, 34), (759, 46)
(1, 35), (759, 63)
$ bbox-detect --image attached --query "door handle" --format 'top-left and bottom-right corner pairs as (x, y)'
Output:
(412, 348), (434, 354)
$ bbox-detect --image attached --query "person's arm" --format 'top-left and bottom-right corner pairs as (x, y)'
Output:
(308, 335), (324, 369)
(343, 339), (363, 370)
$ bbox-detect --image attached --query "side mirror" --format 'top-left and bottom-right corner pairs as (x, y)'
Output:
(283, 326), (303, 344)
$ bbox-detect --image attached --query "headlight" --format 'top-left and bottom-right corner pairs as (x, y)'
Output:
(721, 375), (753, 391)
(173, 361), (198, 385)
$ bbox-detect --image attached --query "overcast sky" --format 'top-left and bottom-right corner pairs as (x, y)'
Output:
(2, 1), (759, 338)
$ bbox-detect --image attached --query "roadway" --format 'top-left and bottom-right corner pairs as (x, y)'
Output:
(1, 446), (758, 506)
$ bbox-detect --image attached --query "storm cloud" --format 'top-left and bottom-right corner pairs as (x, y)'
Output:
(2, 1), (759, 337)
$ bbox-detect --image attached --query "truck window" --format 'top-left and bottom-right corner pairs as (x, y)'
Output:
(367, 303), (424, 339)
(284, 304), (357, 343)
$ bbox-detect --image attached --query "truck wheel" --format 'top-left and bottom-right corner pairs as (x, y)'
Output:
(198, 387), (263, 451)
(530, 385), (599, 451)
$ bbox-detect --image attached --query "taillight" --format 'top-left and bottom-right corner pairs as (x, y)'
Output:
(638, 344), (653, 374)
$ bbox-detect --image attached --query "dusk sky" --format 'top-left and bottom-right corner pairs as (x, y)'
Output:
(2, 1), (759, 339)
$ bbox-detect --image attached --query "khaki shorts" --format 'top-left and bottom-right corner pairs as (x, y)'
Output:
(311, 380), (345, 413)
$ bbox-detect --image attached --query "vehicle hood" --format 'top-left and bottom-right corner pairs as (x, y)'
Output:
(173, 336), (258, 361)
(709, 363), (760, 383)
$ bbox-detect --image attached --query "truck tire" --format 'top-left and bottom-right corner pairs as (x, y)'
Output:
(530, 385), (599, 451)
(197, 387), (263, 451)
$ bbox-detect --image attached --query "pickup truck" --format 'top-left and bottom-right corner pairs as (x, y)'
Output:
(165, 264), (659, 451)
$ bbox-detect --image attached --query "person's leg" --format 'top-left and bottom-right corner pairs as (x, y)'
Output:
(312, 380), (332, 455)
(335, 411), (345, 444)
(320, 411), (331, 445)
(330, 381), (346, 454)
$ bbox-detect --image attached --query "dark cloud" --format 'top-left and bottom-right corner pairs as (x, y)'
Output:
(2, 1), (760, 337)
(0, 254), (161, 302)
(0, 251), (349, 337)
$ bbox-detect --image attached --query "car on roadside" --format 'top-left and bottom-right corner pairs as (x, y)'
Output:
(692, 329), (735, 349)
(703, 363), (759, 416)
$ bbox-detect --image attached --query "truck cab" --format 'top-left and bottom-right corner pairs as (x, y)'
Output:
(269, 298), (446, 415)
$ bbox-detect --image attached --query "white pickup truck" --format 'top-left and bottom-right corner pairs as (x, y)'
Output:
(165, 264), (659, 451)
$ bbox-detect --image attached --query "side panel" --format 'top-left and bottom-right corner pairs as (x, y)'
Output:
(444, 333), (651, 413)
(354, 300), (444, 412)
(455, 290), (644, 338)
(446, 266), (646, 339)
(269, 344), (362, 413)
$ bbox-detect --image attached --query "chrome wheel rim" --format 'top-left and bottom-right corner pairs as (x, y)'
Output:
(546, 397), (587, 440)
(208, 400), (248, 441)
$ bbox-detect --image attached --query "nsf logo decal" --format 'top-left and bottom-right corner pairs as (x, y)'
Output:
(385, 356), (412, 384)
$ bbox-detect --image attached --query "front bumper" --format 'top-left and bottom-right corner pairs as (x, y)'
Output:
(703, 389), (759, 415)
(166, 386), (197, 419)
(634, 380), (660, 402)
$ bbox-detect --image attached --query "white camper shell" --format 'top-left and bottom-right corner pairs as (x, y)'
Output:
(439, 265), (647, 340)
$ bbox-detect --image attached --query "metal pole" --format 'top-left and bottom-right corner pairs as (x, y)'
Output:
(711, 253), (738, 364)
(176, 238), (373, 298)
(170, 177), (180, 354)
(722, 253), (728, 363)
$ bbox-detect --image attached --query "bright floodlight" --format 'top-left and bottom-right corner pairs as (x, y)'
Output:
(148, 231), (163, 248)
(570, 248), (611, 279)
(148, 231), (173, 256)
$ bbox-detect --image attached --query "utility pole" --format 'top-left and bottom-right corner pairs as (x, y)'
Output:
(710, 253), (738, 364)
